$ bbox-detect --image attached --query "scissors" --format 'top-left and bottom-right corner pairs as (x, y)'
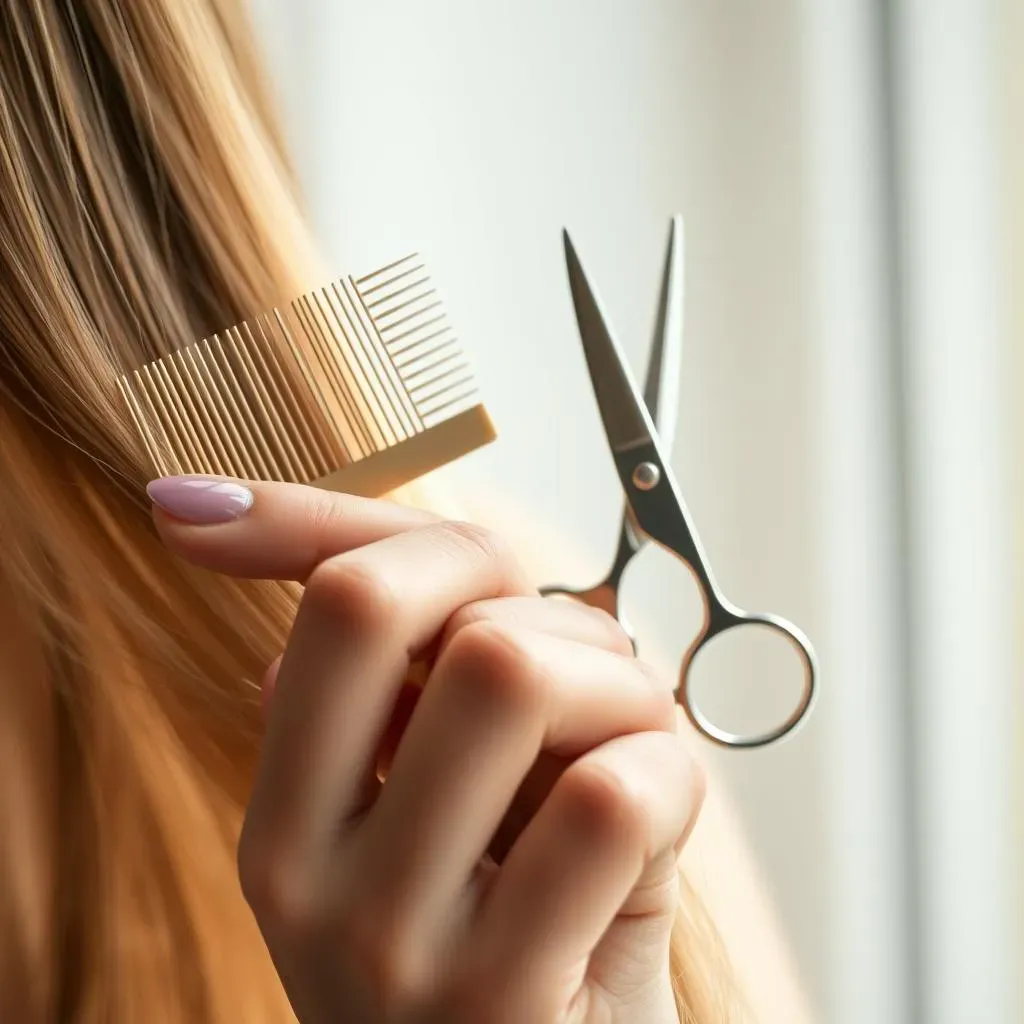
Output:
(542, 215), (817, 749)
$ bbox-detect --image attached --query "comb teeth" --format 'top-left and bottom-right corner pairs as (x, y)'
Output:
(119, 253), (495, 498)
(357, 255), (480, 427)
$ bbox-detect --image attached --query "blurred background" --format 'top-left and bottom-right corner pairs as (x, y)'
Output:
(248, 2), (1021, 1021)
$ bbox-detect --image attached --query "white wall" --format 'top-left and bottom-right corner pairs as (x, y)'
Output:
(889, 2), (1016, 1021)
(801, 3), (914, 1019)
(1006, 4), (1024, 1011)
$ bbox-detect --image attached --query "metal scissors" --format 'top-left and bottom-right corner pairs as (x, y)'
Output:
(542, 215), (817, 748)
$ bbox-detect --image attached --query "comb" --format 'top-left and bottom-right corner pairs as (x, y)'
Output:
(118, 253), (496, 497)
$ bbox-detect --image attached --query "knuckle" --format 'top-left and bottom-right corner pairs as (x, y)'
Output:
(442, 621), (549, 718)
(443, 599), (491, 640)
(558, 762), (651, 849)
(586, 605), (635, 656)
(334, 901), (423, 1008)
(436, 520), (512, 569)
(236, 829), (314, 936)
(304, 556), (397, 629)
(306, 491), (352, 539)
(645, 726), (696, 776)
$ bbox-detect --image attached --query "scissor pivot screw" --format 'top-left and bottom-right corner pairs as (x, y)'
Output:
(632, 462), (661, 491)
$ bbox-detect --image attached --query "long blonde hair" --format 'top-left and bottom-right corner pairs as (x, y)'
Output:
(0, 1), (736, 1020)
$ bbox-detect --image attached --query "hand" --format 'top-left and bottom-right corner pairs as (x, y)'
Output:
(150, 476), (704, 1023)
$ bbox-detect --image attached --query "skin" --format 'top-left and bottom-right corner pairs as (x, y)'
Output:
(152, 477), (705, 1024)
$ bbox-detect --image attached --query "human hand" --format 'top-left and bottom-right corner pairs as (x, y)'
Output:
(149, 476), (703, 1023)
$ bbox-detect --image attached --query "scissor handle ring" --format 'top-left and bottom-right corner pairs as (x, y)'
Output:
(677, 607), (818, 749)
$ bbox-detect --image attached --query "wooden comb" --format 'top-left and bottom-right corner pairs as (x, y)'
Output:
(118, 254), (496, 497)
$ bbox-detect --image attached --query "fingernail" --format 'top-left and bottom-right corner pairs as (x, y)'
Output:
(146, 475), (254, 524)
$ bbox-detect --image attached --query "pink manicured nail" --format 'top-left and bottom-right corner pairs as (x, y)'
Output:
(146, 476), (254, 524)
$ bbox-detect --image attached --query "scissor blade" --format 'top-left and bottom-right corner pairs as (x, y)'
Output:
(644, 215), (685, 460)
(563, 229), (658, 456)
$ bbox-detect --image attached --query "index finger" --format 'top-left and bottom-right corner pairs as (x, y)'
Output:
(147, 475), (440, 581)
